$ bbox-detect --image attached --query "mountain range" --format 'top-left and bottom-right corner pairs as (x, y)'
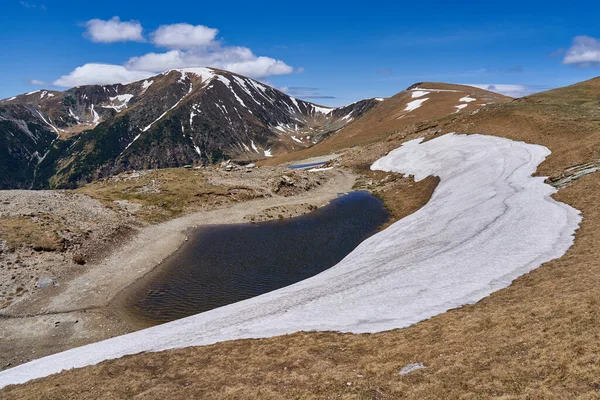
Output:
(0, 68), (380, 189)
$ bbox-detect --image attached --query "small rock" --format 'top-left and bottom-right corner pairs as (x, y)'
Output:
(399, 363), (426, 376)
(36, 277), (57, 289)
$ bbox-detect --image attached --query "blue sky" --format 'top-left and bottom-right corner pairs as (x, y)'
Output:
(1, 0), (599, 106)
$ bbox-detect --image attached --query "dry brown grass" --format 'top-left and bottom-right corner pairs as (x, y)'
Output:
(76, 168), (233, 223)
(0, 217), (63, 252)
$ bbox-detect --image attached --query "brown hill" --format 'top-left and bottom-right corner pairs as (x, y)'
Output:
(261, 82), (511, 165)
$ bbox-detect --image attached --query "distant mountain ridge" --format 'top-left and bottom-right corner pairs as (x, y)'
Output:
(0, 67), (380, 189)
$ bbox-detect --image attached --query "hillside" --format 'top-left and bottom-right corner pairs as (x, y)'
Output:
(0, 68), (379, 189)
(2, 78), (598, 399)
(261, 82), (511, 165)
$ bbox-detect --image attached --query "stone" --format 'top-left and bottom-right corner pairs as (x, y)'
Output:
(399, 363), (426, 376)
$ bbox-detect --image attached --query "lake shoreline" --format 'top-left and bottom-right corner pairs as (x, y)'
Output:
(0, 170), (357, 370)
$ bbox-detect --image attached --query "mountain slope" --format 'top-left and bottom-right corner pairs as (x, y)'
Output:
(0, 68), (379, 189)
(0, 102), (59, 189)
(261, 82), (511, 165)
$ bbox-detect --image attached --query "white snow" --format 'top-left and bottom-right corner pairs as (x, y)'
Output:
(455, 104), (468, 113)
(251, 140), (259, 153)
(39, 91), (55, 99)
(102, 94), (134, 112)
(411, 90), (430, 99)
(90, 105), (100, 124)
(412, 87), (460, 93)
(6, 96), (17, 101)
(308, 166), (334, 172)
(35, 110), (60, 135)
(141, 80), (154, 92)
(459, 96), (476, 102)
(26, 90), (40, 96)
(232, 76), (262, 106)
(312, 105), (334, 114)
(264, 149), (273, 157)
(0, 133), (582, 389)
(404, 98), (429, 112)
(68, 108), (80, 123)
(291, 136), (303, 144)
(167, 68), (215, 87)
(121, 134), (141, 154)
(289, 97), (300, 111)
(231, 90), (248, 108)
(375, 98), (385, 101)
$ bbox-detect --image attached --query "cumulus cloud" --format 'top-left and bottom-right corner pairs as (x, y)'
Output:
(84, 17), (144, 43)
(125, 23), (294, 78)
(466, 84), (544, 98)
(126, 43), (293, 79)
(29, 79), (48, 86)
(50, 21), (294, 86)
(563, 36), (600, 67)
(151, 23), (218, 49)
(53, 64), (154, 87)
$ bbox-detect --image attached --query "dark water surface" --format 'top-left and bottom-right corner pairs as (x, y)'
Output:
(119, 191), (389, 326)
(288, 161), (327, 169)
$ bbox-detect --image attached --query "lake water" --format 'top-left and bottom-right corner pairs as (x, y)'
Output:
(118, 191), (389, 327)
(288, 161), (327, 169)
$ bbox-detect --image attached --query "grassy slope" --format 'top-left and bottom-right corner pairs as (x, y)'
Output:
(3, 78), (600, 399)
(260, 82), (511, 166)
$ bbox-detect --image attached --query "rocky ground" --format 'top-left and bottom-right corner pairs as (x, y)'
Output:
(0, 190), (136, 311)
(0, 164), (342, 370)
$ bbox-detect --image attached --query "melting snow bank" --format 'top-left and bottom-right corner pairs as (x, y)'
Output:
(0, 133), (581, 389)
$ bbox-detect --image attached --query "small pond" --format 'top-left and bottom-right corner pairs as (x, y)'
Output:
(118, 191), (389, 326)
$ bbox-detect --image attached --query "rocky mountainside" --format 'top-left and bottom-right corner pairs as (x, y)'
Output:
(0, 68), (380, 189)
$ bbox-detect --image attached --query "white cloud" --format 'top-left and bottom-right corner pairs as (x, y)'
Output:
(53, 63), (154, 87)
(29, 79), (47, 86)
(151, 23), (218, 49)
(126, 44), (293, 79)
(563, 35), (600, 67)
(85, 17), (144, 43)
(466, 84), (540, 98)
(50, 21), (294, 87)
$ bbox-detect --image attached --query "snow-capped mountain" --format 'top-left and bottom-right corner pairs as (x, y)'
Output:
(0, 68), (380, 188)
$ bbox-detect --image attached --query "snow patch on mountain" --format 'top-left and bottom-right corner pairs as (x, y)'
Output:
(411, 90), (430, 98)
(404, 98), (429, 111)
(141, 80), (154, 92)
(455, 104), (468, 113)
